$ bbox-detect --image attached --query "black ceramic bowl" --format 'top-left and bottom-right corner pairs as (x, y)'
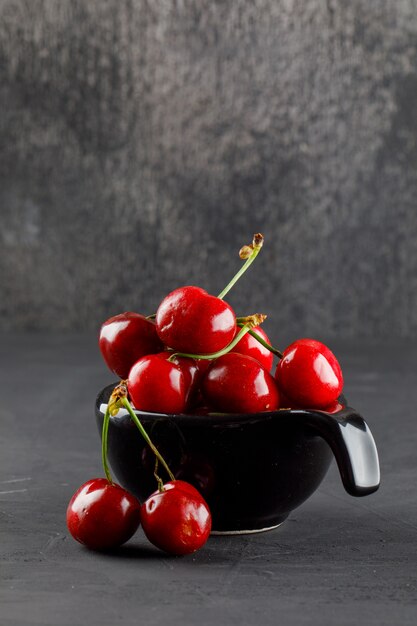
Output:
(96, 384), (380, 534)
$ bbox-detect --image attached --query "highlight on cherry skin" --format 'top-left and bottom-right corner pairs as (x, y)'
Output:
(66, 478), (141, 551)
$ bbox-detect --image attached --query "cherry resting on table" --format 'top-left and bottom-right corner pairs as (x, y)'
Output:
(141, 480), (212, 555)
(66, 478), (141, 550)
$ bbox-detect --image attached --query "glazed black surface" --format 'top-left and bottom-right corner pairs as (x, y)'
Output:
(95, 384), (379, 532)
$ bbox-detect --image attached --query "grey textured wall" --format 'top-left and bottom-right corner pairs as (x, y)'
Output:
(1, 0), (417, 338)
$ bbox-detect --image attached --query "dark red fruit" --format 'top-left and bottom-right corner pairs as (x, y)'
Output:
(99, 312), (163, 379)
(168, 354), (201, 410)
(66, 478), (141, 550)
(127, 353), (188, 414)
(156, 286), (236, 354)
(141, 480), (212, 555)
(202, 352), (280, 413)
(158, 352), (206, 410)
(275, 338), (343, 409)
(233, 326), (274, 371)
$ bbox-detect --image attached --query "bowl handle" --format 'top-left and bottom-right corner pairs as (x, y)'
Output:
(297, 407), (380, 496)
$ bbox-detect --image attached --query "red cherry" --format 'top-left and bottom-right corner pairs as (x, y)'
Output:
(160, 352), (202, 410)
(202, 352), (280, 413)
(156, 286), (236, 354)
(275, 338), (343, 409)
(141, 480), (212, 555)
(66, 478), (141, 550)
(233, 325), (274, 371)
(99, 312), (163, 379)
(127, 353), (188, 414)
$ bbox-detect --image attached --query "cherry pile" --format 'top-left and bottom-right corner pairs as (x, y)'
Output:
(66, 234), (344, 555)
(99, 234), (343, 414)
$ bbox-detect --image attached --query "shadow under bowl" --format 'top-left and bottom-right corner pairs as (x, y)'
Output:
(95, 384), (380, 533)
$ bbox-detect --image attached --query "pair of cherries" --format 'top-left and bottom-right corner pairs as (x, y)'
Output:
(66, 478), (211, 554)
(67, 382), (212, 555)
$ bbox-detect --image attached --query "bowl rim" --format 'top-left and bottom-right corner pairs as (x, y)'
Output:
(96, 383), (352, 426)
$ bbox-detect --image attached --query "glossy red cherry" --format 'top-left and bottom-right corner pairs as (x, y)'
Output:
(66, 478), (141, 550)
(127, 353), (188, 414)
(233, 325), (274, 371)
(202, 352), (280, 413)
(156, 286), (236, 354)
(169, 354), (201, 410)
(99, 312), (163, 379)
(275, 338), (343, 409)
(141, 480), (212, 555)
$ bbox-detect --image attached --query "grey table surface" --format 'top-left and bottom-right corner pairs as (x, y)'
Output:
(1, 333), (416, 626)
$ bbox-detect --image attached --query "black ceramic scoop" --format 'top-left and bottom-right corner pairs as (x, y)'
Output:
(96, 384), (380, 533)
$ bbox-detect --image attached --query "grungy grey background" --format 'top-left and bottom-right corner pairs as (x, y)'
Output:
(1, 0), (416, 338)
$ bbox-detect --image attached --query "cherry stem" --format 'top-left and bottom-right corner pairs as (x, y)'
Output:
(217, 233), (264, 300)
(101, 405), (113, 484)
(168, 315), (266, 361)
(121, 397), (176, 482)
(169, 324), (250, 361)
(154, 458), (165, 493)
(236, 321), (284, 359)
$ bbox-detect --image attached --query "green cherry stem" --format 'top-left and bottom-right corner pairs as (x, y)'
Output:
(236, 321), (284, 359)
(168, 313), (267, 361)
(101, 405), (113, 484)
(169, 324), (250, 361)
(217, 233), (264, 300)
(121, 397), (176, 482)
